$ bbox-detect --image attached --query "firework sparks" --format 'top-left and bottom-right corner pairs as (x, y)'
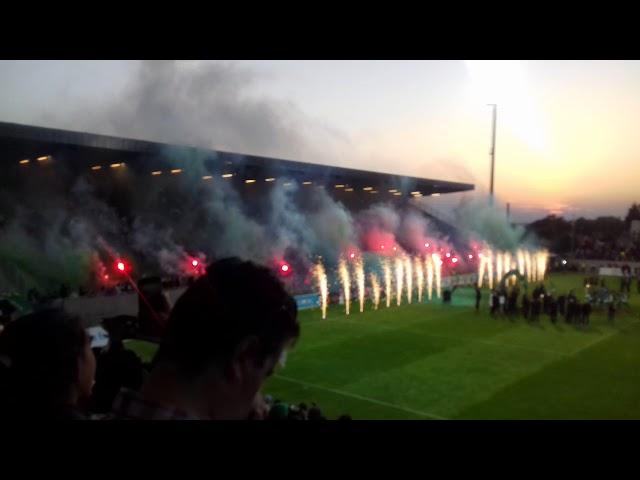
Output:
(370, 272), (381, 310)
(355, 256), (365, 313)
(432, 253), (442, 298)
(404, 256), (413, 304)
(338, 258), (351, 315)
(395, 256), (404, 306)
(415, 256), (424, 303)
(315, 261), (328, 319)
(382, 258), (392, 308)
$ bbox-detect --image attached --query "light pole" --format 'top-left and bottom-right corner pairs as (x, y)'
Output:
(487, 103), (497, 205)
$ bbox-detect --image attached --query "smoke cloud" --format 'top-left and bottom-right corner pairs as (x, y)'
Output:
(41, 60), (350, 167)
(0, 61), (541, 295)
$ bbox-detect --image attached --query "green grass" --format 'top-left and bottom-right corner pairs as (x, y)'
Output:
(126, 273), (640, 419)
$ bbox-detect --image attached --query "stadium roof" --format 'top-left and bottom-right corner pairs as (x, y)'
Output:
(0, 121), (474, 199)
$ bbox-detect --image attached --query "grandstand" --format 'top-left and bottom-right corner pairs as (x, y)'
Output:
(0, 121), (473, 214)
(0, 121), (474, 317)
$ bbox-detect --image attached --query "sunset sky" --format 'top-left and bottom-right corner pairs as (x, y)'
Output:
(1, 60), (638, 222)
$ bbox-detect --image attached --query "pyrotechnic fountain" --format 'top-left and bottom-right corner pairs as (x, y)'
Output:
(425, 256), (434, 301)
(474, 247), (546, 291)
(504, 251), (513, 286)
(536, 250), (548, 281)
(415, 256), (424, 303)
(395, 256), (404, 306)
(314, 261), (328, 319)
(370, 272), (381, 310)
(477, 252), (487, 287)
(404, 256), (413, 304)
(517, 249), (525, 277)
(338, 258), (351, 315)
(432, 253), (442, 298)
(382, 258), (392, 308)
(355, 256), (365, 313)
(530, 252), (536, 281)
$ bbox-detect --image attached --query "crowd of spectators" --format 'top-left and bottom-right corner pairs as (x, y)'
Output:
(573, 237), (640, 262)
(0, 257), (350, 421)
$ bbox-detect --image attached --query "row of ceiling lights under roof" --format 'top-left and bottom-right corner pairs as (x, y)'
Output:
(17, 155), (52, 165)
(16, 157), (448, 196)
(337, 184), (440, 197)
(89, 163), (126, 170)
(25, 161), (440, 196)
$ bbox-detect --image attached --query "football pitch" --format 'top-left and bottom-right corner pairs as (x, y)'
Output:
(128, 273), (640, 419)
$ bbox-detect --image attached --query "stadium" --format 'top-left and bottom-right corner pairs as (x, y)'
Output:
(2, 121), (640, 420)
(0, 120), (473, 286)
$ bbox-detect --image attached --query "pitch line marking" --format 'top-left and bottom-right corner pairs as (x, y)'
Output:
(273, 374), (447, 420)
(568, 319), (640, 356)
(306, 317), (640, 358)
(306, 318), (570, 357)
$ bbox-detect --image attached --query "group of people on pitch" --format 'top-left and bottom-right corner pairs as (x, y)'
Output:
(477, 284), (599, 326)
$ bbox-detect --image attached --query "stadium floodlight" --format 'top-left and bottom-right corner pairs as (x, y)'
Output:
(110, 163), (123, 168)
(19, 159), (30, 165)
(265, 178), (276, 182)
(170, 169), (182, 174)
(37, 155), (50, 161)
(202, 175), (213, 180)
(245, 179), (256, 184)
(393, 192), (402, 196)
(302, 181), (312, 185)
(91, 165), (102, 170)
(487, 103), (497, 204)
(335, 184), (345, 188)
(363, 187), (373, 191)
(151, 171), (162, 176)
(222, 173), (233, 178)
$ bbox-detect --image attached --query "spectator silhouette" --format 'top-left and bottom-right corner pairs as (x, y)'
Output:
(0, 309), (96, 420)
(90, 315), (145, 414)
(112, 258), (300, 420)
